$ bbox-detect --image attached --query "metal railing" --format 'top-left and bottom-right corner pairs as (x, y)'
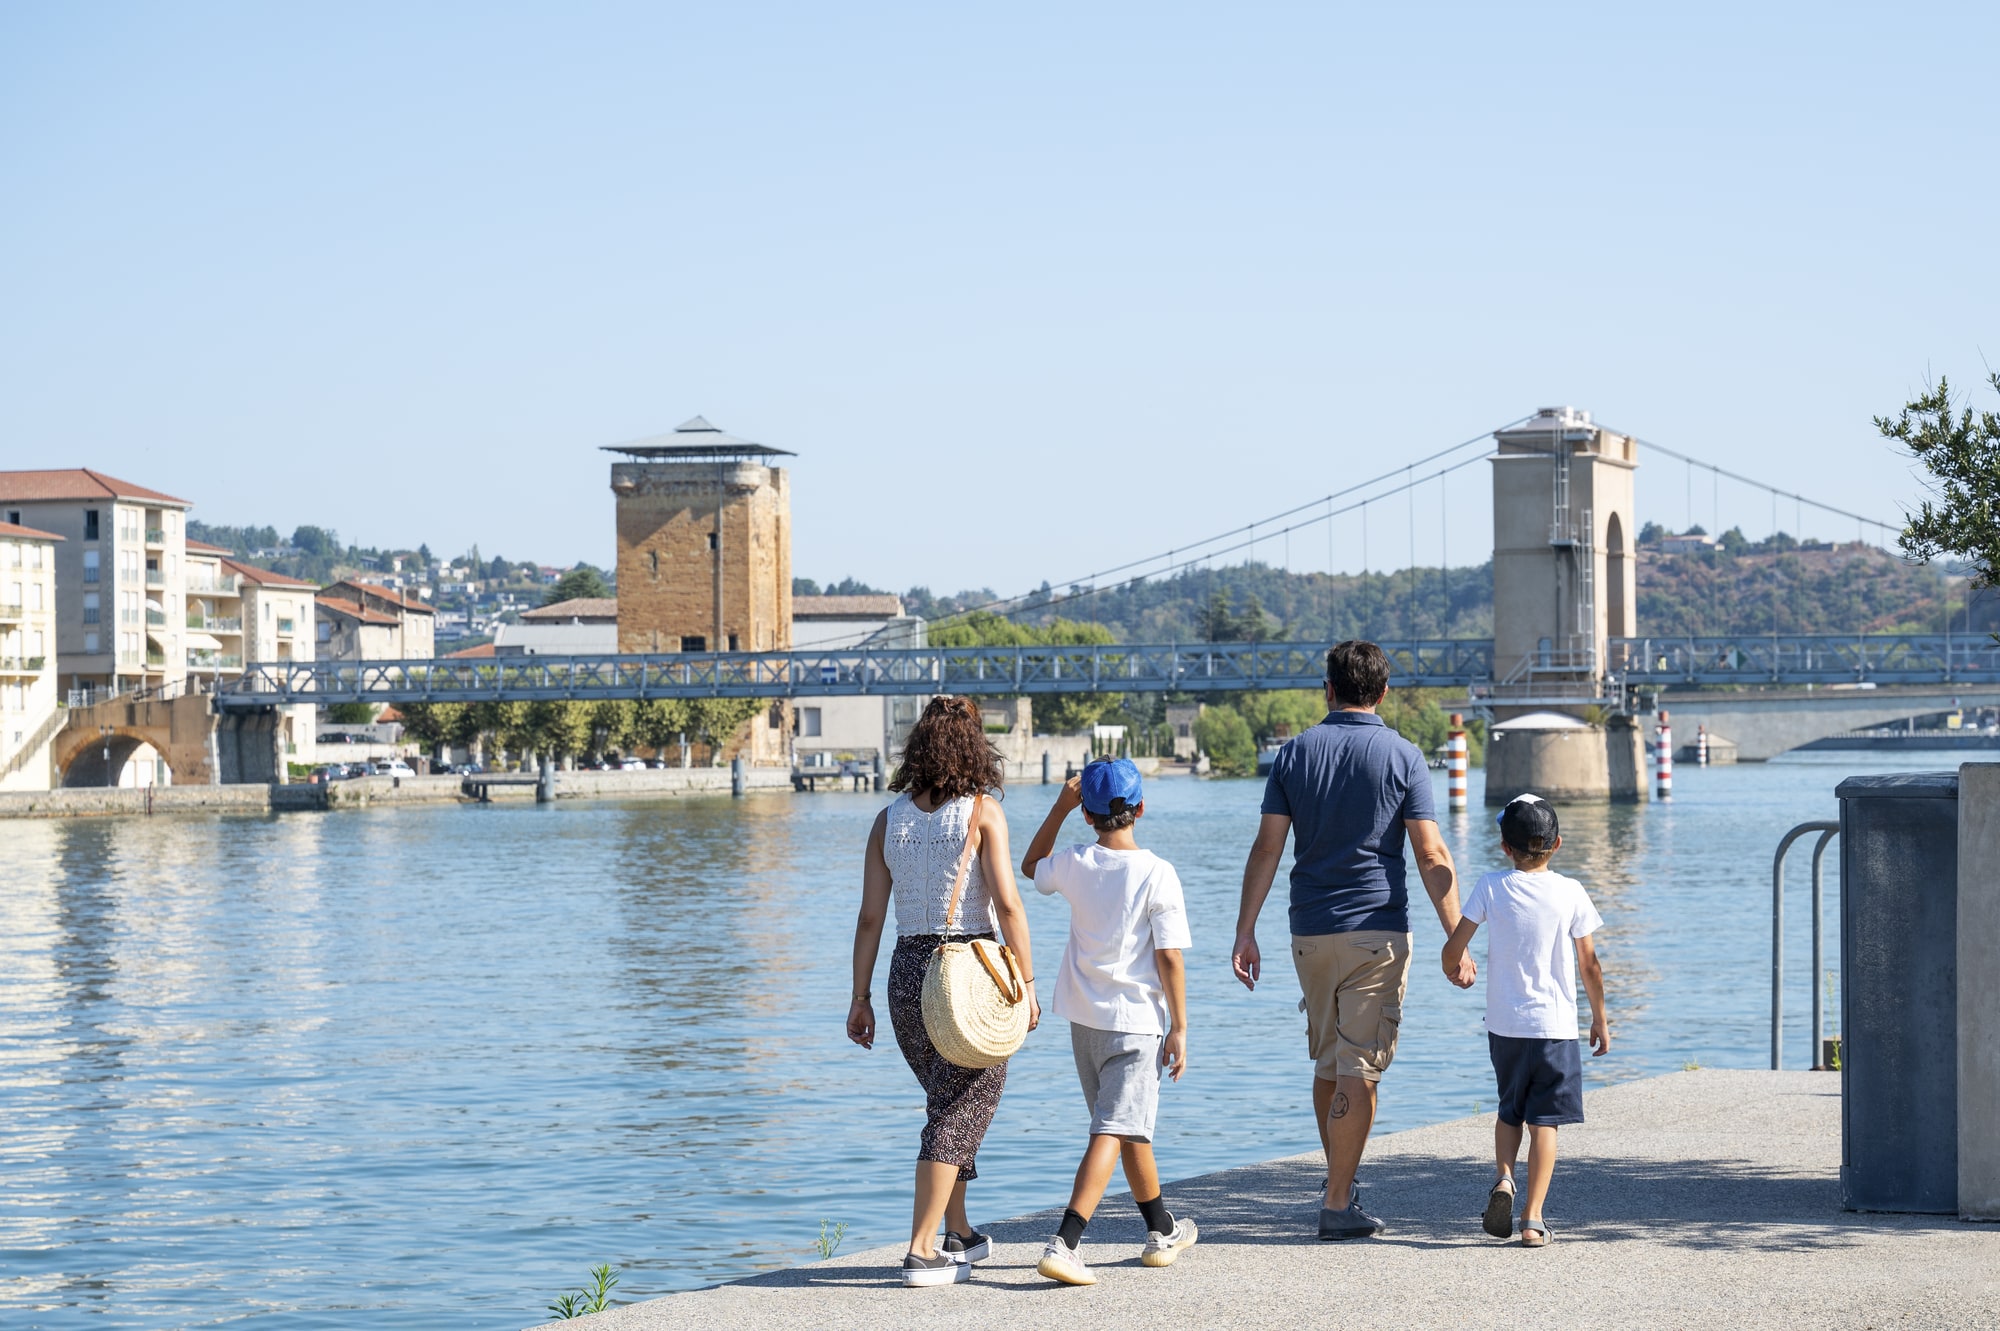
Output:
(214, 639), (1498, 708)
(145, 569), (164, 587)
(1613, 634), (2000, 686)
(146, 608), (166, 627)
(187, 652), (244, 670)
(1772, 820), (1840, 1070)
(145, 527), (165, 545)
(188, 614), (243, 632)
(0, 655), (47, 673)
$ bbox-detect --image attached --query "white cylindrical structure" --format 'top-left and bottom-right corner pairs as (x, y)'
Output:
(1447, 713), (1468, 812)
(1655, 710), (1673, 800)
(1697, 724), (1709, 767)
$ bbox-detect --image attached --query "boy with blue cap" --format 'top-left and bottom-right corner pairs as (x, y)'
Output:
(1441, 793), (1609, 1248)
(1020, 757), (1197, 1285)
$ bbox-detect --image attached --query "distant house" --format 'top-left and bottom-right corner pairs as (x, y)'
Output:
(1657, 533), (1718, 554)
(1165, 702), (1205, 760)
(316, 580), (436, 661)
(791, 595), (926, 764)
(493, 597), (618, 656)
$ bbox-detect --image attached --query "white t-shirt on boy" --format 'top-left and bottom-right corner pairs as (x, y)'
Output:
(1032, 844), (1192, 1035)
(1461, 867), (1604, 1040)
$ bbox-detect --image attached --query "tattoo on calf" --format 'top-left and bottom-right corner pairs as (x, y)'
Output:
(1331, 1091), (1350, 1119)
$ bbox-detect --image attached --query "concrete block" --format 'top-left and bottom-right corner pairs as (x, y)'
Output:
(1958, 762), (2000, 1220)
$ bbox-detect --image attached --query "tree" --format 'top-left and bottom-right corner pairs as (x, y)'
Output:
(1717, 526), (1749, 555)
(687, 698), (764, 759)
(292, 525), (339, 557)
(524, 700), (594, 760)
(1194, 704), (1256, 775)
(1237, 690), (1325, 745)
(326, 702), (376, 724)
(396, 701), (466, 751)
(1884, 372), (2000, 587)
(545, 566), (609, 605)
(633, 698), (692, 756)
(1638, 521), (1666, 545)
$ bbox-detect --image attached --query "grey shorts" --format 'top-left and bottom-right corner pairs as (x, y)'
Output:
(1071, 1023), (1164, 1141)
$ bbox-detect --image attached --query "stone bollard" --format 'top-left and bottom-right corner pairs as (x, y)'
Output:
(872, 753), (884, 793)
(1042, 751), (1052, 785)
(536, 757), (555, 804)
(731, 756), (746, 798)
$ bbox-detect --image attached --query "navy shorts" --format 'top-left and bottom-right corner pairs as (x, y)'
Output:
(1488, 1033), (1584, 1126)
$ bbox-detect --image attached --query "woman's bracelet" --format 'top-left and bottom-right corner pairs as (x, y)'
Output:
(851, 992), (871, 1003)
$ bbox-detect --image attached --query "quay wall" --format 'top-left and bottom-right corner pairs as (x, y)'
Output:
(0, 767), (794, 818)
(0, 784), (279, 819)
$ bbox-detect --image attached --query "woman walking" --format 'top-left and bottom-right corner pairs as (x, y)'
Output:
(847, 695), (1040, 1286)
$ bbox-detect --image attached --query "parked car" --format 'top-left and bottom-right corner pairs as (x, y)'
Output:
(619, 756), (647, 771)
(382, 760), (415, 777)
(647, 757), (673, 769)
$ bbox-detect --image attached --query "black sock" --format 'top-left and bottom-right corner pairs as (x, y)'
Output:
(1057, 1208), (1088, 1248)
(1136, 1194), (1173, 1235)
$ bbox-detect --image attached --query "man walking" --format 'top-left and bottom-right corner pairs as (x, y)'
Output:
(1231, 639), (1476, 1239)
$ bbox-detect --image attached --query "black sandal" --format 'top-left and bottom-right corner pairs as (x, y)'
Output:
(1482, 1182), (1515, 1239)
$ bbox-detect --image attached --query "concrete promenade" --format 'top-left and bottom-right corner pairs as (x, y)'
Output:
(551, 1071), (2000, 1330)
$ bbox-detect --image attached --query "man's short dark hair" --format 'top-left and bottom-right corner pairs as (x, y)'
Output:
(1326, 640), (1391, 707)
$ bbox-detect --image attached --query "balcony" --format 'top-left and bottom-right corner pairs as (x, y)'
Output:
(143, 649), (166, 670)
(277, 617), (296, 636)
(0, 655), (47, 674)
(188, 574), (240, 595)
(145, 569), (165, 587)
(187, 651), (243, 671)
(0, 602), (22, 622)
(145, 527), (166, 546)
(147, 608), (167, 628)
(188, 614), (243, 632)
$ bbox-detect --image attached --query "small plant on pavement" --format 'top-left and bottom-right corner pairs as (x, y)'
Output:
(815, 1219), (849, 1260)
(547, 1264), (619, 1320)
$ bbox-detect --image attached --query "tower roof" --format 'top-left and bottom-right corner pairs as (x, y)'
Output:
(601, 416), (796, 461)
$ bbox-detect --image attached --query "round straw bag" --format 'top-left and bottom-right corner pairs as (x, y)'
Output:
(921, 794), (1031, 1069)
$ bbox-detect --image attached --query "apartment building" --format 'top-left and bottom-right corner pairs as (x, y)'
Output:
(0, 469), (192, 699)
(234, 561), (319, 766)
(0, 521), (63, 790)
(316, 580), (435, 661)
(185, 539), (247, 678)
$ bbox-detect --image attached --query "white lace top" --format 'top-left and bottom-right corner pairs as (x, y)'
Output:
(885, 793), (996, 937)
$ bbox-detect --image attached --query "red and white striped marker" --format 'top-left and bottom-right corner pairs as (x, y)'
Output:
(1655, 709), (1673, 800)
(1696, 724), (1709, 767)
(1447, 714), (1468, 812)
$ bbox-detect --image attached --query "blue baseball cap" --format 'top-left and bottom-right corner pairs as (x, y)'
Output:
(1080, 758), (1144, 816)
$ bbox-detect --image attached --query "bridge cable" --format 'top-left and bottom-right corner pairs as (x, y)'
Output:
(927, 417), (1530, 627)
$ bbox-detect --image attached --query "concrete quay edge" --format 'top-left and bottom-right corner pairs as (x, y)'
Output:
(545, 1070), (2000, 1331)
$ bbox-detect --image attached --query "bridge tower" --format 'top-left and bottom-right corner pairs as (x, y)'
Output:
(1485, 407), (1644, 803)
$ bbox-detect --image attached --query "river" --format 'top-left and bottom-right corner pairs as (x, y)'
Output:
(0, 752), (1940, 1328)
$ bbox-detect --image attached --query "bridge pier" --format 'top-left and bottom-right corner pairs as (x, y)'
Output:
(1486, 712), (1645, 805)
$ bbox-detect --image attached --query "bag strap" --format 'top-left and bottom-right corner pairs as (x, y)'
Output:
(939, 791), (985, 935)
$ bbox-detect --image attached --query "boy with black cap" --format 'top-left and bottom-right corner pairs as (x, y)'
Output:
(1020, 758), (1197, 1285)
(1441, 792), (1609, 1248)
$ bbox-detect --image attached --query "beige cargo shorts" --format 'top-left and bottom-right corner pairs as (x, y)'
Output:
(1291, 930), (1412, 1083)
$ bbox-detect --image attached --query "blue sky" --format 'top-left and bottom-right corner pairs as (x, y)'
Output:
(3, 3), (1995, 599)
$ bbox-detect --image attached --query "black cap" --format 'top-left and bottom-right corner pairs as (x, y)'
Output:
(1497, 793), (1560, 854)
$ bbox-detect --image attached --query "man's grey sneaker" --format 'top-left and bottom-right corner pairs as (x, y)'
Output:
(901, 1250), (970, 1287)
(1318, 1201), (1385, 1240)
(1140, 1216), (1199, 1267)
(1036, 1237), (1097, 1286)
(943, 1229), (991, 1264)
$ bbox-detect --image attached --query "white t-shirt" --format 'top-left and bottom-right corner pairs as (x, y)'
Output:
(1461, 868), (1604, 1039)
(1031, 844), (1192, 1035)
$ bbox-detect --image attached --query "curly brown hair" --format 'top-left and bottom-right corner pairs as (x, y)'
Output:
(889, 695), (1005, 802)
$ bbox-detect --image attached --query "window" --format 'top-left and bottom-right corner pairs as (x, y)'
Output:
(83, 550), (99, 583)
(4, 543), (16, 568)
(1177, 723), (1190, 738)
(29, 630), (43, 657)
(680, 635), (706, 652)
(27, 544), (40, 569)
(801, 707), (822, 737)
(317, 621), (331, 642)
(30, 584), (43, 611)
(648, 550), (660, 580)
(84, 510), (99, 541)
(83, 593), (99, 624)
(727, 633), (739, 651)
(707, 532), (718, 551)
(4, 510), (18, 525)
(85, 631), (100, 654)
(4, 583), (17, 608)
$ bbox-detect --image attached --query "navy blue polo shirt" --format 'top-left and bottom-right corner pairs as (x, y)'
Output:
(1260, 710), (1436, 936)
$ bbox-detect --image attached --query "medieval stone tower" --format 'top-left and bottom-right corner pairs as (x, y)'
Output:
(606, 417), (794, 656)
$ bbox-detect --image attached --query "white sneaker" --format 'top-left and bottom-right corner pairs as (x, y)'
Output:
(1036, 1237), (1096, 1286)
(901, 1250), (969, 1287)
(1140, 1215), (1199, 1267)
